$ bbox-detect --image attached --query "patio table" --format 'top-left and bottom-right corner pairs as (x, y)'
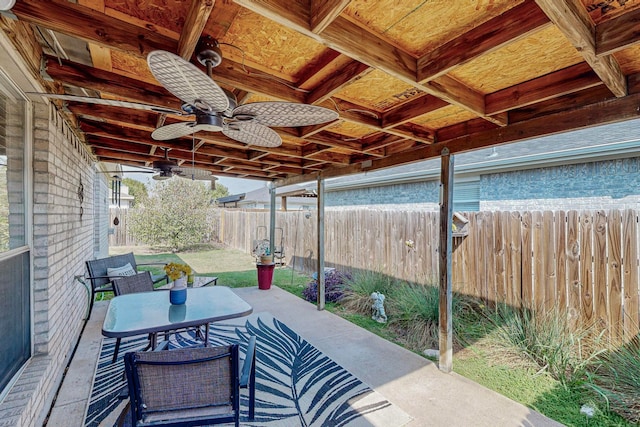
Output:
(102, 286), (252, 347)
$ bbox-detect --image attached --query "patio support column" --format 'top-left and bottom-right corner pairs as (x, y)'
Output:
(269, 182), (276, 258)
(438, 149), (454, 373)
(316, 175), (325, 310)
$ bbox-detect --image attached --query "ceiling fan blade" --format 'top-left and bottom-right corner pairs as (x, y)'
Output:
(151, 122), (198, 140)
(172, 167), (217, 181)
(222, 122), (282, 147)
(27, 93), (184, 115)
(147, 50), (229, 113)
(232, 102), (339, 127)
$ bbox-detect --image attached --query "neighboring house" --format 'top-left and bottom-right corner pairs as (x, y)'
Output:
(322, 119), (640, 212)
(217, 184), (317, 210)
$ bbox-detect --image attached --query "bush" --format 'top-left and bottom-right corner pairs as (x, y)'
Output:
(302, 270), (352, 304)
(486, 304), (603, 386)
(588, 337), (640, 423)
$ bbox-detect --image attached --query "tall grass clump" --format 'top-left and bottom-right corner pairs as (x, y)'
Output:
(588, 337), (640, 423)
(340, 270), (397, 314)
(486, 303), (603, 386)
(388, 281), (478, 352)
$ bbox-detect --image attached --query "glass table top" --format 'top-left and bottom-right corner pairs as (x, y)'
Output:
(102, 286), (252, 338)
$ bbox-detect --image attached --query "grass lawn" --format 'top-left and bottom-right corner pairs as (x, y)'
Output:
(113, 246), (633, 426)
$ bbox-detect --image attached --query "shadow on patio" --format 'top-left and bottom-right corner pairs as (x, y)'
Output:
(47, 286), (562, 427)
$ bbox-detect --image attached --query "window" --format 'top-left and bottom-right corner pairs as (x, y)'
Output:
(0, 70), (30, 394)
(453, 178), (480, 212)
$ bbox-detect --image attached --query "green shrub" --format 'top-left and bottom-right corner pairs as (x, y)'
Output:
(486, 304), (603, 387)
(588, 337), (640, 423)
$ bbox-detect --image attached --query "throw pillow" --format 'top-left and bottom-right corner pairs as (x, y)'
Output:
(107, 263), (136, 279)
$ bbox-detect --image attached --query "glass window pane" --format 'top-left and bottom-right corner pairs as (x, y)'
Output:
(0, 75), (26, 251)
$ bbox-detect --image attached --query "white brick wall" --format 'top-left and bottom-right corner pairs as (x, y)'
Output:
(0, 103), (99, 426)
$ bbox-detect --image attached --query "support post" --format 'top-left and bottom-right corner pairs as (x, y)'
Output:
(269, 182), (276, 258)
(316, 175), (325, 310)
(438, 149), (454, 373)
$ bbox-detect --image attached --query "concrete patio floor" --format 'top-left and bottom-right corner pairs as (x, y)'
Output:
(46, 285), (563, 427)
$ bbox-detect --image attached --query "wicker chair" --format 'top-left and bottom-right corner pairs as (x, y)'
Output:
(85, 252), (167, 315)
(123, 340), (256, 427)
(110, 272), (158, 363)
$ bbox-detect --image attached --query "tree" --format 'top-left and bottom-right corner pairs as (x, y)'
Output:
(122, 177), (148, 207)
(129, 178), (212, 252)
(210, 181), (230, 201)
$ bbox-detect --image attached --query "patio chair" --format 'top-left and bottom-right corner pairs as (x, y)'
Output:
(122, 342), (253, 427)
(111, 271), (158, 363)
(85, 252), (167, 315)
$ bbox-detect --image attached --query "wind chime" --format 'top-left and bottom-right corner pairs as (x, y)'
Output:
(112, 176), (121, 225)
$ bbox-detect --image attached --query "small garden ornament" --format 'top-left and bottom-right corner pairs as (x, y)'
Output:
(370, 291), (387, 323)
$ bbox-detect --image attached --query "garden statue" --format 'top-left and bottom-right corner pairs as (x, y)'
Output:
(370, 291), (387, 323)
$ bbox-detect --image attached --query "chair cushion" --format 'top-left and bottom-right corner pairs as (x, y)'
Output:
(107, 263), (136, 279)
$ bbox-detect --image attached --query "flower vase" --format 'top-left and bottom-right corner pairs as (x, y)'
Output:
(170, 275), (188, 305)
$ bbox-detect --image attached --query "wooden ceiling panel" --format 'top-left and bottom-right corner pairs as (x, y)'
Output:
(324, 121), (377, 139)
(451, 26), (584, 94)
(343, 0), (524, 56)
(109, 51), (157, 84)
(410, 105), (478, 130)
(221, 8), (328, 80)
(105, 0), (188, 34)
(332, 69), (423, 111)
(614, 44), (640, 74)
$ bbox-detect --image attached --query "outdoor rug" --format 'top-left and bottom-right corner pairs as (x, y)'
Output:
(85, 312), (412, 427)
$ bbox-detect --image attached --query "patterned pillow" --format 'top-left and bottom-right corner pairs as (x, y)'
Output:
(106, 263), (136, 279)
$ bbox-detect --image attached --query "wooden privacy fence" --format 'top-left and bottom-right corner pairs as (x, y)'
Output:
(218, 208), (640, 341)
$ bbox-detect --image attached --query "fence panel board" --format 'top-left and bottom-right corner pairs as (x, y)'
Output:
(494, 211), (506, 303)
(607, 209), (623, 341)
(594, 210), (609, 333)
(532, 211), (545, 308)
(566, 211), (581, 324)
(622, 209), (639, 340)
(580, 211), (595, 323)
(555, 210), (568, 310)
(542, 211), (556, 309)
(521, 211), (533, 306)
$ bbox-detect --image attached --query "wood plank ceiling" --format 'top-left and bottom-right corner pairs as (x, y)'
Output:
(1, 0), (640, 184)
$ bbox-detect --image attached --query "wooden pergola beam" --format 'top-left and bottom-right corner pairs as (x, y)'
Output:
(177, 0), (215, 59)
(596, 7), (640, 56)
(11, 1), (177, 56)
(535, 0), (627, 97)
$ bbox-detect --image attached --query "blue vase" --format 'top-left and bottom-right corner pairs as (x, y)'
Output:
(169, 287), (187, 305)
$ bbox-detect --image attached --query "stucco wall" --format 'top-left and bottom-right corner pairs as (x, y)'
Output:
(0, 103), (99, 426)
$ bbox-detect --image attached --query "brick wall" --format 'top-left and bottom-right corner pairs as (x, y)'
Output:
(0, 103), (99, 426)
(325, 157), (640, 212)
(480, 157), (640, 211)
(326, 180), (440, 209)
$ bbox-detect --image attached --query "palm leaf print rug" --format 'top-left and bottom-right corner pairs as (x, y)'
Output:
(85, 312), (412, 427)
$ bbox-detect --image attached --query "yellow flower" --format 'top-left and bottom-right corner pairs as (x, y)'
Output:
(163, 262), (192, 281)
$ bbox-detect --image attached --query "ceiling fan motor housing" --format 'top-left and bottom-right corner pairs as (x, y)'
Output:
(197, 36), (223, 68)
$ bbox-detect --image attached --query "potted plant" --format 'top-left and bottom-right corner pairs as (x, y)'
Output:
(164, 262), (192, 304)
